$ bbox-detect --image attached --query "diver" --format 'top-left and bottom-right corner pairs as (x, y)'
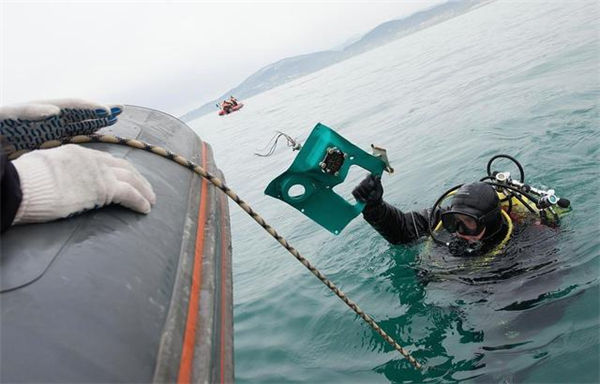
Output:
(220, 100), (233, 114)
(352, 170), (568, 257)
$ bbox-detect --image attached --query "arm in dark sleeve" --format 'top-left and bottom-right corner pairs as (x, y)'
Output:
(361, 200), (438, 244)
(1, 151), (22, 233)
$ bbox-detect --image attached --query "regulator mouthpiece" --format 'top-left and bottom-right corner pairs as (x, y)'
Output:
(448, 237), (483, 257)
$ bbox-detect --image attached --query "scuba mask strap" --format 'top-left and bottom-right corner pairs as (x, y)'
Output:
(481, 207), (504, 240)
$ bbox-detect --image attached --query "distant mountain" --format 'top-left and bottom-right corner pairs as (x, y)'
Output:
(181, 0), (493, 121)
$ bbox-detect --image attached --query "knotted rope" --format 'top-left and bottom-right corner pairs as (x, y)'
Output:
(33, 134), (422, 370)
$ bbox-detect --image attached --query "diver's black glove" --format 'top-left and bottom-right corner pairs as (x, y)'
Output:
(352, 174), (383, 206)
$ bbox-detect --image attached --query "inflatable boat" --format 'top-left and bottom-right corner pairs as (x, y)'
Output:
(0, 106), (233, 383)
(219, 103), (244, 116)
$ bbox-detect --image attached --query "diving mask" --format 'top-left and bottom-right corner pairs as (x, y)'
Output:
(441, 208), (499, 236)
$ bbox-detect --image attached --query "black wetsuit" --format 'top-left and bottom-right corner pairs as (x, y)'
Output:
(362, 200), (435, 244)
(1, 150), (22, 233)
(362, 200), (509, 255)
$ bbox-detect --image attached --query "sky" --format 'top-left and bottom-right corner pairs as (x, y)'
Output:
(1, 1), (446, 116)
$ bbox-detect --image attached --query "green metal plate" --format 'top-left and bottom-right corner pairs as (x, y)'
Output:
(265, 123), (385, 234)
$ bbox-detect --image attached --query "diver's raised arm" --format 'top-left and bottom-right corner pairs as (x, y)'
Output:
(353, 174), (434, 244)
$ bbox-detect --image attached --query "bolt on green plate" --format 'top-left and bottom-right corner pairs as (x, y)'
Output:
(264, 123), (387, 235)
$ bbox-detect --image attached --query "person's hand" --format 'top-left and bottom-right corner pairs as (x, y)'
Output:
(352, 174), (384, 206)
(0, 99), (123, 157)
(12, 144), (156, 225)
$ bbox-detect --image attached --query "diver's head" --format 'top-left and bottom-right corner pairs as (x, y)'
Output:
(441, 182), (502, 243)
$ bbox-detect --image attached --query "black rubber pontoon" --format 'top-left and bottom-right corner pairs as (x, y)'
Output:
(0, 106), (233, 383)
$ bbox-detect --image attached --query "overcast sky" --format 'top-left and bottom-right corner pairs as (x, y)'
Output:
(1, 1), (445, 116)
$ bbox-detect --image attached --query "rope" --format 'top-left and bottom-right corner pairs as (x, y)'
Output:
(33, 134), (422, 370)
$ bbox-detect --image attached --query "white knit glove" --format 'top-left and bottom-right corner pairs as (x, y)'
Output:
(0, 99), (122, 157)
(12, 144), (156, 224)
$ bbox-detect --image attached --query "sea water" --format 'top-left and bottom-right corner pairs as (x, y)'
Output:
(189, 1), (599, 382)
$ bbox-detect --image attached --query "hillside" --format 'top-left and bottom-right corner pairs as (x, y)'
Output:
(181, 0), (493, 121)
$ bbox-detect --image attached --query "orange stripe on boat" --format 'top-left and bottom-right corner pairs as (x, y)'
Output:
(220, 193), (228, 384)
(177, 142), (208, 383)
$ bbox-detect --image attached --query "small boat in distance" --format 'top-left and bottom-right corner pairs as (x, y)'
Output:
(219, 103), (244, 116)
(217, 96), (244, 116)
